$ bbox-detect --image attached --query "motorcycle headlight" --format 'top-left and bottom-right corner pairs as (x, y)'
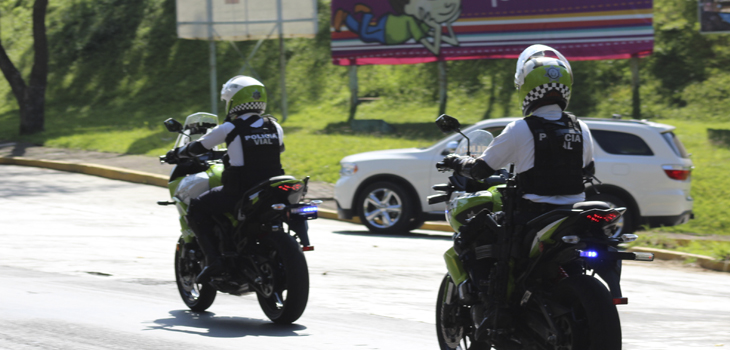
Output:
(340, 162), (358, 177)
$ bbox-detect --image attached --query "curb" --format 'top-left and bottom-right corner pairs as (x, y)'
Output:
(0, 156), (168, 187)
(628, 247), (730, 273)
(2, 155), (728, 273)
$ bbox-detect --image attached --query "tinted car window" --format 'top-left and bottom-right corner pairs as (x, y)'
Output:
(591, 130), (654, 156)
(662, 131), (691, 158)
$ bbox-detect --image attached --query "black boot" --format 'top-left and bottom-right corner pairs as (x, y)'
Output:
(187, 218), (224, 282)
(196, 256), (223, 282)
(474, 302), (498, 342)
(474, 301), (512, 342)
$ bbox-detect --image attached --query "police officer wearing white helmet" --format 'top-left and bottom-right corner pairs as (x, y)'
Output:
(165, 75), (286, 281)
(441, 45), (596, 340)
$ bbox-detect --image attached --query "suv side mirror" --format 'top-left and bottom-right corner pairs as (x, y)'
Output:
(163, 118), (183, 133)
(436, 114), (461, 133)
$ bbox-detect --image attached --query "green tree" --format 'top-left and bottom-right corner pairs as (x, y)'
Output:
(0, 0), (48, 135)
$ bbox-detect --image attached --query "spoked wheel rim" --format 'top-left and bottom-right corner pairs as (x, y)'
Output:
(176, 244), (205, 303)
(440, 286), (465, 348)
(257, 243), (288, 313)
(174, 238), (216, 311)
(437, 275), (486, 350)
(362, 187), (403, 229)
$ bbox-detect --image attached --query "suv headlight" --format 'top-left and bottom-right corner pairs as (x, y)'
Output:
(340, 162), (358, 177)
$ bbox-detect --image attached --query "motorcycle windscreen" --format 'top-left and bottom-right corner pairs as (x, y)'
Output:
(174, 112), (220, 149)
(454, 130), (494, 157)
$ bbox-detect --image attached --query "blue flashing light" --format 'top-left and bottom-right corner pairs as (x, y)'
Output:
(301, 206), (318, 213)
(292, 206), (318, 215)
(580, 250), (599, 258)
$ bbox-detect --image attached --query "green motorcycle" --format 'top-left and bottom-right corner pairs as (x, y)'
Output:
(158, 113), (317, 324)
(431, 115), (654, 350)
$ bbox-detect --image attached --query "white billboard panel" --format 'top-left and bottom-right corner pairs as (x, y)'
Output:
(176, 0), (318, 41)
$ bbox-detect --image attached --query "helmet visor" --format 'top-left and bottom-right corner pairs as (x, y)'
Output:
(514, 45), (572, 88)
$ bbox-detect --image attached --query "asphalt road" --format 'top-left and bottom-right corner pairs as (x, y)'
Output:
(1, 165), (729, 349)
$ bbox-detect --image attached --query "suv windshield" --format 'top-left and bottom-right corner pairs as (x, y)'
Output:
(662, 131), (691, 158)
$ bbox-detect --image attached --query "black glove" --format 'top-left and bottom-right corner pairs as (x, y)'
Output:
(442, 154), (495, 180)
(165, 148), (179, 163)
(441, 154), (465, 170)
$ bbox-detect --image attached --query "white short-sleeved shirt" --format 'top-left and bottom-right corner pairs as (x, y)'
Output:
(478, 104), (595, 205)
(198, 113), (284, 167)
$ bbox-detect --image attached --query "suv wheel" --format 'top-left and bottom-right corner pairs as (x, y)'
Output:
(586, 193), (635, 235)
(358, 181), (417, 234)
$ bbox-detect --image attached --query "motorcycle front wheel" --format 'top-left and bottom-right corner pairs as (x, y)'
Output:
(255, 230), (309, 324)
(436, 274), (490, 350)
(549, 275), (622, 350)
(174, 237), (217, 312)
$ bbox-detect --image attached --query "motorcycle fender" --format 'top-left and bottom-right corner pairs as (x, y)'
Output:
(179, 218), (195, 243)
(444, 248), (468, 285)
(174, 198), (195, 242)
(168, 177), (184, 198)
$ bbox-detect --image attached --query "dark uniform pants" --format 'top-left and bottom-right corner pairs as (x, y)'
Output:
(186, 185), (240, 259)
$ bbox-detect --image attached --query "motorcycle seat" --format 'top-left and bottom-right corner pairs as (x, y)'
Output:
(268, 175), (297, 183)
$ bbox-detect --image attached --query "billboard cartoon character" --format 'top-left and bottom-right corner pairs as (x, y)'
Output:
(333, 0), (461, 56)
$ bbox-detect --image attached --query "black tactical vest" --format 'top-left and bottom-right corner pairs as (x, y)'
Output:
(517, 112), (585, 196)
(222, 116), (284, 193)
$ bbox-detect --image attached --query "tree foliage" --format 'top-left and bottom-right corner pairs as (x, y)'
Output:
(0, 0), (48, 134)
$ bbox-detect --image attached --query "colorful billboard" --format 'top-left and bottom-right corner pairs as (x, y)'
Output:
(330, 0), (653, 65)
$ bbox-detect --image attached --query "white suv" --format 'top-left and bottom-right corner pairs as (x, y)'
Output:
(334, 117), (694, 234)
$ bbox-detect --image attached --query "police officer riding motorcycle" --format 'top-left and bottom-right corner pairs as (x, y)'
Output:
(165, 75), (302, 282)
(440, 44), (599, 341)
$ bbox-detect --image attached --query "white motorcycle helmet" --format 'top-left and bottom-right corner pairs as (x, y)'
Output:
(514, 44), (573, 116)
(220, 75), (267, 119)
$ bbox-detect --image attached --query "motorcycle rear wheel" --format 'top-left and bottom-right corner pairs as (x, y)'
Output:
(436, 274), (490, 350)
(255, 230), (309, 324)
(174, 237), (217, 312)
(550, 275), (622, 350)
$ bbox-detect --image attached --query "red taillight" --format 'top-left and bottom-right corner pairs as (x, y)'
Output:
(613, 297), (628, 305)
(662, 165), (691, 181)
(585, 210), (620, 223)
(277, 183), (303, 191)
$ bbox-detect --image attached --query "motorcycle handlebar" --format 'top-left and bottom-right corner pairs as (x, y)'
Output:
(436, 162), (452, 172)
(160, 155), (177, 164)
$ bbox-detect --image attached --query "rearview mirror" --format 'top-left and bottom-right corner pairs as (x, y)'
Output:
(436, 114), (461, 134)
(163, 118), (183, 133)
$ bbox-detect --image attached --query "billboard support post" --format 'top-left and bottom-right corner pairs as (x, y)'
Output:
(438, 60), (447, 116)
(630, 55), (640, 119)
(277, 0), (289, 122)
(348, 65), (358, 122)
(207, 0), (218, 115)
